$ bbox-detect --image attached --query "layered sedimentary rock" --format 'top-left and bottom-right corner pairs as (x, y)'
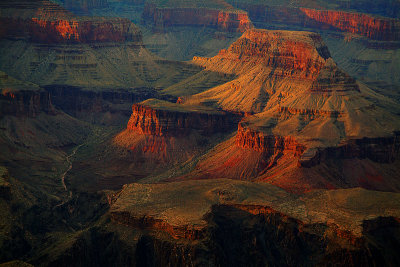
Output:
(300, 8), (400, 41)
(0, 72), (55, 117)
(127, 99), (237, 136)
(235, 122), (305, 156)
(180, 28), (400, 189)
(142, 3), (252, 32)
(189, 29), (359, 113)
(0, 0), (141, 43)
(233, 3), (400, 41)
(109, 179), (400, 265)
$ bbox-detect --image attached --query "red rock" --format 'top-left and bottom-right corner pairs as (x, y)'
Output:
(142, 3), (253, 32)
(126, 99), (238, 137)
(0, 0), (142, 44)
(236, 3), (400, 41)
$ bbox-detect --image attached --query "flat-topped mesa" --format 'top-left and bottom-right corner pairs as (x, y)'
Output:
(127, 99), (237, 136)
(235, 122), (305, 156)
(195, 29), (332, 80)
(142, 3), (253, 32)
(0, 0), (142, 44)
(189, 29), (360, 114)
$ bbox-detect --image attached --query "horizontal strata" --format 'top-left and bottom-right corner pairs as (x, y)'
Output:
(236, 122), (400, 166)
(142, 3), (253, 32)
(234, 3), (400, 41)
(127, 100), (238, 136)
(0, 0), (142, 43)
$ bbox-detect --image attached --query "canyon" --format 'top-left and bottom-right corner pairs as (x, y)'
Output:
(142, 3), (253, 33)
(0, 0), (400, 266)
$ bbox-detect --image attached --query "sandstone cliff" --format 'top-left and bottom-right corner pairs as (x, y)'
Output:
(142, 3), (252, 32)
(109, 179), (400, 265)
(0, 0), (141, 44)
(233, 2), (400, 41)
(127, 99), (237, 136)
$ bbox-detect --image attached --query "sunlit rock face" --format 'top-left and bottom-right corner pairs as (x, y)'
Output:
(127, 99), (237, 137)
(142, 3), (253, 32)
(0, 0), (141, 44)
(233, 2), (400, 41)
(176, 28), (400, 191)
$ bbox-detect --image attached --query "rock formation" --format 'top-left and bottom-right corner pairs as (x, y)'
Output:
(178, 29), (400, 191)
(142, 2), (253, 32)
(0, 72), (55, 117)
(109, 179), (400, 265)
(0, 0), (141, 43)
(127, 99), (237, 136)
(231, 1), (400, 41)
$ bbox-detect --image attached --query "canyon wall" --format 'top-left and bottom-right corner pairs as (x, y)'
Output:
(0, 90), (56, 117)
(0, 0), (142, 43)
(109, 202), (400, 266)
(235, 3), (400, 41)
(235, 122), (305, 156)
(127, 101), (238, 136)
(299, 135), (400, 167)
(237, 122), (400, 167)
(0, 17), (142, 44)
(142, 3), (253, 32)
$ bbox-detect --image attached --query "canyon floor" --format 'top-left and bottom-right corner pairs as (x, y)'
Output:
(1, 0), (400, 266)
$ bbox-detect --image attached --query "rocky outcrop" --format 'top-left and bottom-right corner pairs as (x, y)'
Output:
(111, 211), (205, 240)
(0, 0), (142, 43)
(0, 90), (56, 117)
(142, 3), (252, 32)
(0, 17), (141, 44)
(193, 29), (332, 81)
(109, 180), (400, 266)
(127, 100), (238, 136)
(299, 134), (400, 167)
(235, 122), (305, 156)
(235, 3), (400, 41)
(300, 8), (400, 41)
(44, 85), (161, 125)
(227, 29), (330, 78)
(0, 72), (56, 117)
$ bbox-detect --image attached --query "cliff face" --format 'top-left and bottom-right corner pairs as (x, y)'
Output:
(109, 180), (400, 266)
(235, 122), (305, 156)
(300, 8), (400, 42)
(299, 135), (400, 167)
(0, 0), (141, 44)
(236, 3), (400, 41)
(0, 90), (55, 117)
(127, 100), (237, 137)
(0, 17), (141, 44)
(142, 3), (252, 32)
(0, 72), (56, 117)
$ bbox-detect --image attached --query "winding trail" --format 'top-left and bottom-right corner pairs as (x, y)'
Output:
(55, 143), (84, 207)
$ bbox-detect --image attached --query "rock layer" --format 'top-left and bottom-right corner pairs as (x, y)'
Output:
(0, 72), (55, 117)
(235, 3), (400, 41)
(0, 0), (141, 44)
(142, 3), (252, 32)
(235, 122), (305, 156)
(127, 99), (238, 136)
